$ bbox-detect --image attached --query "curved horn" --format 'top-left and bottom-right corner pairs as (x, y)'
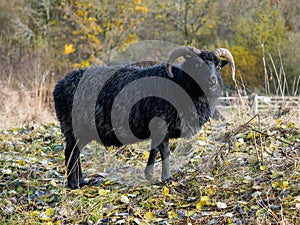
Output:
(214, 48), (236, 81)
(167, 46), (201, 77)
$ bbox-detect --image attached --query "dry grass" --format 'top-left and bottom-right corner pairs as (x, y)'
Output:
(0, 86), (55, 130)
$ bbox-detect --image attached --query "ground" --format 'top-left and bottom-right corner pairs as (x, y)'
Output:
(0, 112), (299, 224)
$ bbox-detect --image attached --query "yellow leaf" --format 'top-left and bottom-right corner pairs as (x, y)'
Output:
(195, 201), (203, 210)
(30, 211), (39, 217)
(280, 181), (289, 188)
(45, 208), (53, 217)
(144, 211), (154, 221)
(205, 186), (216, 196)
(272, 181), (279, 189)
(63, 44), (76, 55)
(256, 209), (265, 216)
(199, 135), (206, 141)
(187, 210), (195, 216)
(17, 160), (24, 166)
(270, 170), (284, 178)
(98, 189), (108, 196)
(163, 187), (170, 197)
(247, 132), (253, 139)
(259, 165), (267, 171)
(196, 196), (210, 210)
(288, 122), (294, 128)
(77, 9), (86, 17)
(168, 209), (178, 219)
(62, 188), (67, 195)
(225, 160), (230, 166)
(28, 200), (35, 205)
(135, 6), (148, 14)
(142, 151), (150, 160)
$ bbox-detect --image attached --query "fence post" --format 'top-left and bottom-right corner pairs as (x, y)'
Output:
(254, 94), (258, 114)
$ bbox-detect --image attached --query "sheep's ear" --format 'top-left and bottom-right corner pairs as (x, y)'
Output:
(220, 60), (228, 68)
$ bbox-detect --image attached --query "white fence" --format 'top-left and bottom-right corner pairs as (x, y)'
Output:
(253, 95), (300, 115)
(217, 95), (300, 116)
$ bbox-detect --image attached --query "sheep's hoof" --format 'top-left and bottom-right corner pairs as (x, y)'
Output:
(67, 178), (88, 189)
(79, 179), (88, 187)
(144, 165), (154, 180)
(87, 176), (104, 186)
(68, 181), (80, 189)
(162, 177), (173, 184)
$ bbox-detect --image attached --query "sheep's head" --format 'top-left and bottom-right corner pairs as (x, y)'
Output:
(167, 46), (235, 95)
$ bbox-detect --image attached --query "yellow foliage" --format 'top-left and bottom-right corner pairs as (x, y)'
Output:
(125, 34), (139, 44)
(77, 9), (86, 18)
(73, 60), (91, 69)
(87, 34), (100, 45)
(205, 185), (217, 196)
(45, 208), (53, 217)
(163, 186), (170, 197)
(196, 196), (210, 210)
(63, 44), (76, 55)
(143, 211), (154, 221)
(168, 209), (178, 219)
(142, 151), (149, 160)
(135, 6), (148, 14)
(98, 189), (109, 196)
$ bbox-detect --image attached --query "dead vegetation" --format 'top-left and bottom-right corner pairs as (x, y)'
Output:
(0, 110), (299, 224)
(0, 86), (55, 130)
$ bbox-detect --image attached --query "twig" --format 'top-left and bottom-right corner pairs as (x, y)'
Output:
(248, 127), (293, 146)
(128, 204), (151, 225)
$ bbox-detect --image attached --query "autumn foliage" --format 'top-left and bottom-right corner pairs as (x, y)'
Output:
(0, 0), (299, 92)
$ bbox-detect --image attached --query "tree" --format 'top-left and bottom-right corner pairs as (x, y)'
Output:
(55, 0), (148, 67)
(139, 0), (218, 46)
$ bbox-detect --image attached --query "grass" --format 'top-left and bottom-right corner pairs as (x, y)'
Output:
(0, 108), (299, 224)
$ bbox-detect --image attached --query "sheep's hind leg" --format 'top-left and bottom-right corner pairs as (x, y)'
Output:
(65, 136), (87, 189)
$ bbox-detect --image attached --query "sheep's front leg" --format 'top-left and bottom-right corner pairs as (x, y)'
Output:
(144, 139), (171, 181)
(144, 148), (158, 180)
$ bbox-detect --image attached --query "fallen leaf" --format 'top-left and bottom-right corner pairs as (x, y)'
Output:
(120, 195), (130, 204)
(217, 201), (227, 209)
(144, 211), (154, 221)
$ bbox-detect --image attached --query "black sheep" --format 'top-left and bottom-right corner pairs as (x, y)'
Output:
(53, 46), (235, 189)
